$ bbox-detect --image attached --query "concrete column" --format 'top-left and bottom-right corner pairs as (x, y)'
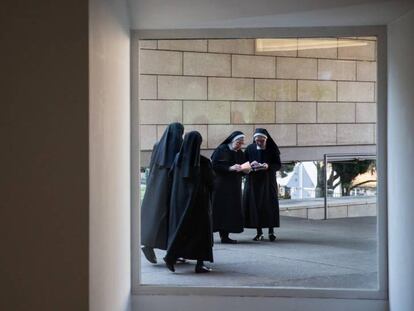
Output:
(388, 9), (414, 311)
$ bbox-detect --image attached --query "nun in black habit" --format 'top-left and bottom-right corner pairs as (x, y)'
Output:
(243, 128), (281, 241)
(141, 122), (184, 264)
(164, 131), (214, 273)
(211, 131), (248, 244)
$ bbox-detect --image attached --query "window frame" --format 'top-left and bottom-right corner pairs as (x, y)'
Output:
(130, 26), (388, 300)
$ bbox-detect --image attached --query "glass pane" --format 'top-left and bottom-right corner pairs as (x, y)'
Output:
(138, 36), (379, 289)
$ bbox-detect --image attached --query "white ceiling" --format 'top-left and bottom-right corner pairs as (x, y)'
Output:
(127, 0), (414, 30)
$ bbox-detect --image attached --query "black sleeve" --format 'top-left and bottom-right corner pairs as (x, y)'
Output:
(244, 147), (251, 162)
(232, 150), (250, 176)
(211, 146), (233, 173)
(237, 149), (247, 164)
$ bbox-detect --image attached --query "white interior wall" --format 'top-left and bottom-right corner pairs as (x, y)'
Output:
(133, 294), (388, 311)
(387, 9), (414, 311)
(89, 0), (131, 310)
(128, 0), (414, 29)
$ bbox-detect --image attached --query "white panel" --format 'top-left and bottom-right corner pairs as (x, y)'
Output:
(133, 295), (387, 311)
(89, 0), (132, 311)
(388, 9), (414, 311)
(130, 0), (414, 29)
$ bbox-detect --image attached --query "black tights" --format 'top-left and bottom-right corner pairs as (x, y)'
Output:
(219, 231), (229, 239)
(257, 227), (274, 235)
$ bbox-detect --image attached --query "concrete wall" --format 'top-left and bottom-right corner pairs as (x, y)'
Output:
(89, 0), (131, 310)
(388, 9), (414, 311)
(0, 2), (89, 310)
(139, 38), (377, 153)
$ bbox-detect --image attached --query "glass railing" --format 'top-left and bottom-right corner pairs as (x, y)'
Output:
(140, 154), (377, 220)
(278, 154), (377, 219)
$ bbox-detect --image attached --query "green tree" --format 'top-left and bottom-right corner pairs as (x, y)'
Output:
(280, 162), (295, 178)
(313, 161), (325, 197)
(329, 160), (376, 196)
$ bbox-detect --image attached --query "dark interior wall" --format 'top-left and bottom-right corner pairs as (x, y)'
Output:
(0, 2), (89, 310)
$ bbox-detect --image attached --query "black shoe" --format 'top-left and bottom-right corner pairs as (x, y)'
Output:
(163, 257), (175, 272)
(195, 264), (212, 273)
(253, 234), (264, 241)
(221, 237), (238, 244)
(269, 234), (276, 242)
(141, 246), (157, 264)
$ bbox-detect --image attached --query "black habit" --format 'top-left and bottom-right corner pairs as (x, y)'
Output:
(243, 129), (282, 229)
(165, 131), (214, 262)
(211, 131), (246, 233)
(141, 122), (184, 250)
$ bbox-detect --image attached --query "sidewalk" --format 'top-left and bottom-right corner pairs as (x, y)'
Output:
(140, 216), (377, 288)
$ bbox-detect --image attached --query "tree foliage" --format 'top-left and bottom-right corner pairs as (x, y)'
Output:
(329, 160), (376, 196)
(314, 160), (376, 196)
(280, 162), (295, 178)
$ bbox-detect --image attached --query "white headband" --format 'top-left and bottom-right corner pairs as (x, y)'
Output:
(231, 134), (245, 142)
(253, 133), (268, 139)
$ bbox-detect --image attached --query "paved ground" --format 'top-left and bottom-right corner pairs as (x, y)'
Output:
(140, 216), (377, 288)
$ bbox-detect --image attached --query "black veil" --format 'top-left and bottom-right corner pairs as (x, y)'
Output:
(253, 128), (280, 155)
(152, 122), (184, 168)
(176, 131), (202, 178)
(211, 130), (245, 159)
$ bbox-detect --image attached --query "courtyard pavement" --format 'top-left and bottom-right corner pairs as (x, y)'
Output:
(140, 216), (377, 289)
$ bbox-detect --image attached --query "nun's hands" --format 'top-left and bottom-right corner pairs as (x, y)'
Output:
(229, 164), (242, 172)
(250, 162), (268, 171)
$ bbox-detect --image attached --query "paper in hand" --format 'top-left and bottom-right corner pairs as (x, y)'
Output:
(252, 163), (267, 171)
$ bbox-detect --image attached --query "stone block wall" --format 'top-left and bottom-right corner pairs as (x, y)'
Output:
(138, 37), (377, 152)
